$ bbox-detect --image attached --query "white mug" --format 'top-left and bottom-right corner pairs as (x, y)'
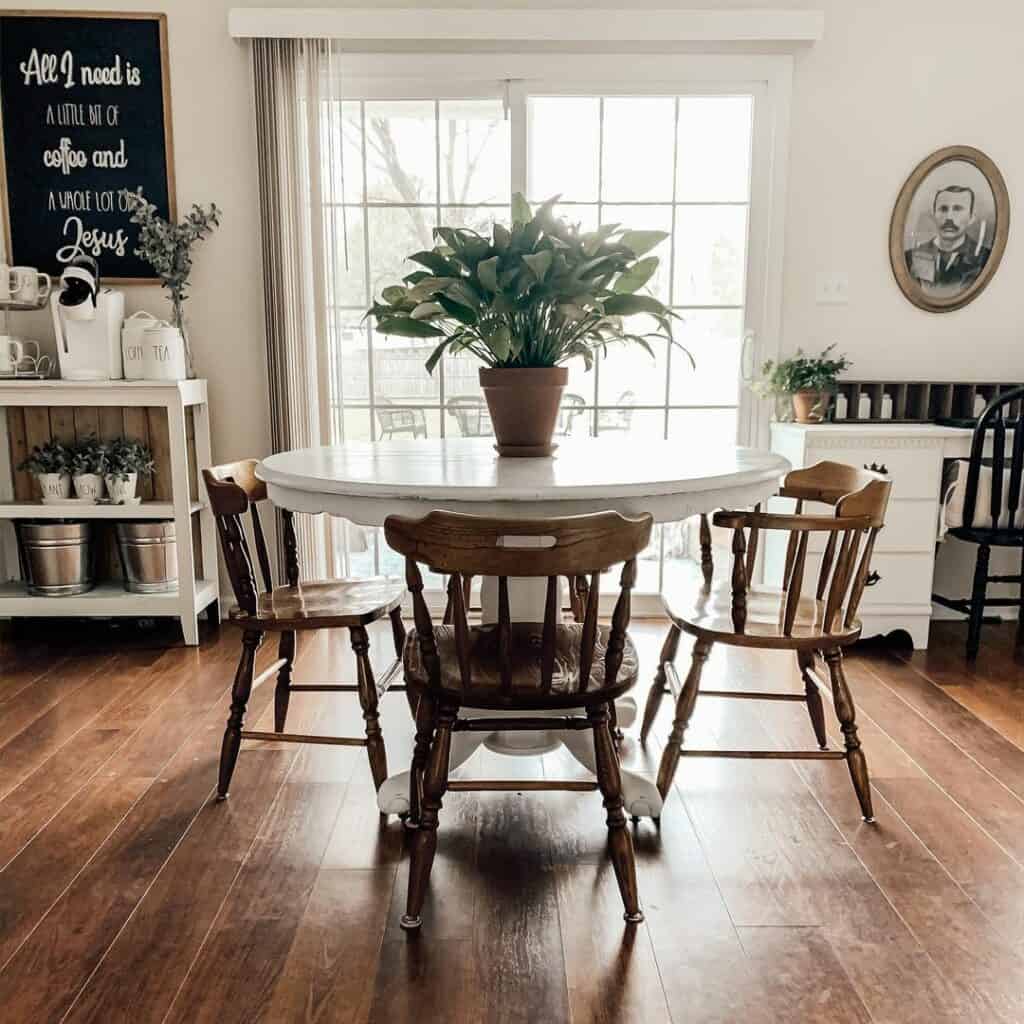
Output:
(0, 336), (37, 374)
(11, 267), (51, 305)
(0, 264), (15, 301)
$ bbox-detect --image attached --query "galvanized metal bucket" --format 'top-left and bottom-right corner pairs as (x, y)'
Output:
(115, 521), (178, 594)
(16, 521), (95, 596)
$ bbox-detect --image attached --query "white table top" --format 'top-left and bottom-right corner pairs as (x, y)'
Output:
(257, 438), (789, 526)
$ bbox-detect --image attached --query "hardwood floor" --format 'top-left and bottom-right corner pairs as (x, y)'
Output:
(2, 617), (1024, 1022)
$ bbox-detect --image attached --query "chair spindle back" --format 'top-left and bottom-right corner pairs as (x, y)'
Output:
(714, 462), (891, 636)
(962, 386), (1024, 530)
(385, 510), (652, 695)
(203, 459), (299, 615)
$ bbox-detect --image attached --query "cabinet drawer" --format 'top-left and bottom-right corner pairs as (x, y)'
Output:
(857, 552), (935, 607)
(806, 445), (942, 500)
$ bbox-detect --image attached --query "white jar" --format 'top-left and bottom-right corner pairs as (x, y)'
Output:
(121, 311), (162, 380)
(105, 472), (138, 503)
(37, 472), (71, 499)
(72, 473), (105, 501)
(142, 325), (187, 381)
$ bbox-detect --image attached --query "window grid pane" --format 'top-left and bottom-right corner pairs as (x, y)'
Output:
(320, 91), (754, 592)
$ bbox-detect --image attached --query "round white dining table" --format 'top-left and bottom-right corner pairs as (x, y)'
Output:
(257, 437), (790, 819)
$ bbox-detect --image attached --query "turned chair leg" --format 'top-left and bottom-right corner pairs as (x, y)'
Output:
(967, 543), (991, 660)
(640, 622), (682, 745)
(798, 649), (829, 750)
(656, 638), (712, 800)
(589, 702), (643, 923)
(274, 630), (295, 733)
(408, 690), (435, 828)
(823, 648), (874, 822)
(699, 513), (714, 586)
(402, 700), (456, 930)
(389, 605), (407, 658)
(217, 629), (263, 800)
(350, 624), (388, 792)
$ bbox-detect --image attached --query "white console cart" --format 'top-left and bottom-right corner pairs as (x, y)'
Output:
(0, 379), (219, 645)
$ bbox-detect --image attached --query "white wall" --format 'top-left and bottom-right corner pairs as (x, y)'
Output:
(8, 0), (1023, 467)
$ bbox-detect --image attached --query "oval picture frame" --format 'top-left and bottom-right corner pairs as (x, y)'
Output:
(889, 145), (1009, 313)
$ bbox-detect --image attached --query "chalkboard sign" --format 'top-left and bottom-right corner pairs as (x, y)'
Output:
(0, 12), (175, 283)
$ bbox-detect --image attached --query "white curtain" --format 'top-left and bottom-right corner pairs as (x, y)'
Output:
(252, 38), (347, 578)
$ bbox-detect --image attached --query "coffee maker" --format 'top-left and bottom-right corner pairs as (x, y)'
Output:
(51, 256), (124, 380)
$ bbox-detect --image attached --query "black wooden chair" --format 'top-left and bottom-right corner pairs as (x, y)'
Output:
(933, 386), (1024, 659)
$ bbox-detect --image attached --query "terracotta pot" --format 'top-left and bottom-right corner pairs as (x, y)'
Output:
(479, 366), (568, 456)
(792, 389), (830, 423)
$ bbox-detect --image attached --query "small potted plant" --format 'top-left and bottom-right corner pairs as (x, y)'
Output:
(121, 187), (221, 379)
(751, 345), (851, 423)
(104, 438), (155, 503)
(19, 440), (73, 500)
(368, 194), (684, 455)
(70, 436), (108, 501)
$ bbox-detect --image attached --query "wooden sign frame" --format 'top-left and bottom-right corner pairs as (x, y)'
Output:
(0, 10), (177, 284)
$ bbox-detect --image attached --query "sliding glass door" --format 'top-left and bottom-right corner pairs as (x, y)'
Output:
(318, 75), (765, 595)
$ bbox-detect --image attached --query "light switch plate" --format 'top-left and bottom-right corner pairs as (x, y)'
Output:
(815, 271), (849, 305)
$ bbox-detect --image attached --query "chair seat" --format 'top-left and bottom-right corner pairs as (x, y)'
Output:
(229, 577), (404, 630)
(663, 578), (861, 650)
(403, 622), (640, 709)
(947, 525), (1024, 547)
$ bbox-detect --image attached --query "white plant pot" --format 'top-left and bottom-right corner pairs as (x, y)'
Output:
(142, 325), (187, 381)
(37, 472), (72, 499)
(72, 472), (105, 501)
(105, 473), (138, 503)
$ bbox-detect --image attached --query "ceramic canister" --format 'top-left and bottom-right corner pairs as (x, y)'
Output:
(141, 324), (187, 381)
(121, 311), (162, 380)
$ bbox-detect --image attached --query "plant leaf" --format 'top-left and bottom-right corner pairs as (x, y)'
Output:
(435, 293), (477, 325)
(381, 285), (408, 305)
(375, 316), (445, 338)
(511, 193), (532, 225)
(522, 250), (553, 282)
(476, 255), (499, 293)
(484, 323), (511, 361)
(410, 301), (443, 319)
(601, 293), (671, 318)
(424, 338), (452, 374)
(612, 256), (659, 295)
(408, 250), (461, 276)
(493, 223), (511, 251)
(619, 230), (669, 257)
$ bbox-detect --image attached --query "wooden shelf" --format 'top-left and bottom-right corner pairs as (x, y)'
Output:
(0, 500), (203, 520)
(0, 578), (218, 617)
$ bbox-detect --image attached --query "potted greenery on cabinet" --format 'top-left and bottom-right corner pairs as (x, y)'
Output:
(752, 345), (852, 423)
(70, 436), (107, 500)
(368, 194), (682, 455)
(104, 438), (156, 503)
(19, 440), (73, 499)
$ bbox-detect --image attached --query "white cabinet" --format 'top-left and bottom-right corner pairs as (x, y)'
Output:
(768, 422), (950, 649)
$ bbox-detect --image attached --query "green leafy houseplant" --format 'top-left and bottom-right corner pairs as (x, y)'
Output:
(104, 438), (155, 483)
(121, 188), (222, 374)
(19, 439), (72, 476)
(367, 193), (682, 373)
(751, 345), (851, 423)
(367, 195), (686, 453)
(70, 436), (108, 477)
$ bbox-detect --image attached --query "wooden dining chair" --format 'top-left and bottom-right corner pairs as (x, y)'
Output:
(202, 459), (407, 802)
(640, 462), (891, 823)
(385, 508), (653, 930)
(933, 386), (1024, 659)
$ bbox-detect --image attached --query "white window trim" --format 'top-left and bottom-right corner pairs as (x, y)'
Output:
(313, 52), (792, 451)
(229, 7), (823, 46)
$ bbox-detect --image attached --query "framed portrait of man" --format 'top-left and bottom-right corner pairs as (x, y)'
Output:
(889, 145), (1009, 312)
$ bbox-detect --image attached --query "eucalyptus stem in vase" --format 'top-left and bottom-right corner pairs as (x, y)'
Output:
(121, 188), (221, 378)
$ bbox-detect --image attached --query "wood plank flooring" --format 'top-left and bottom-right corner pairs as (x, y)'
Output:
(2, 618), (1024, 1022)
